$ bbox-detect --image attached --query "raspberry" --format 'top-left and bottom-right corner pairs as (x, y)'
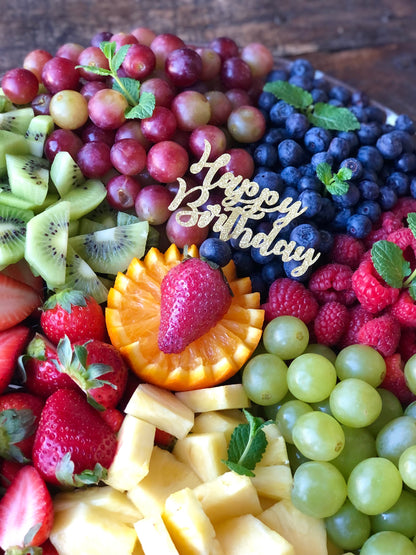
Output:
(381, 353), (416, 405)
(386, 227), (416, 270)
(391, 197), (416, 223)
(364, 212), (402, 250)
(308, 263), (356, 305)
(261, 278), (318, 324)
(391, 290), (416, 327)
(351, 258), (400, 314)
(313, 302), (349, 346)
(338, 304), (373, 348)
(329, 234), (365, 270)
(357, 313), (401, 357)
(399, 328), (416, 362)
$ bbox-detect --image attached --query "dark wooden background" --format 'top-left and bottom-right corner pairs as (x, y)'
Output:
(1, 0), (415, 119)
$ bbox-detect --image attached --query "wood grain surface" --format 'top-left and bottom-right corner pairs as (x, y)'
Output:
(1, 0), (415, 117)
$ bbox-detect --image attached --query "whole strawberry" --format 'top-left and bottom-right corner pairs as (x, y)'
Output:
(158, 257), (232, 354)
(32, 388), (118, 487)
(40, 288), (106, 345)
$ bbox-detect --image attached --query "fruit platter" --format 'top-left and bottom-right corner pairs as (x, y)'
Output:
(1, 25), (416, 555)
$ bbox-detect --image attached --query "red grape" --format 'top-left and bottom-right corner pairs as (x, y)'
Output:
(140, 106), (177, 143)
(205, 90), (233, 126)
(56, 42), (84, 62)
(88, 88), (128, 130)
(135, 184), (174, 225)
(44, 129), (84, 162)
(41, 56), (80, 93)
(220, 148), (255, 179)
(122, 44), (156, 80)
(110, 32), (139, 50)
(227, 105), (266, 143)
(77, 46), (109, 81)
(80, 121), (116, 146)
(77, 141), (112, 178)
(171, 90), (211, 131)
(1, 68), (39, 105)
(31, 93), (52, 115)
(106, 174), (141, 210)
(195, 47), (222, 81)
(146, 140), (189, 183)
(241, 42), (274, 78)
(23, 49), (53, 82)
(221, 57), (253, 90)
(165, 48), (203, 87)
(166, 208), (209, 248)
(130, 26), (157, 46)
(209, 36), (239, 61)
(139, 77), (175, 108)
(150, 33), (185, 70)
(110, 139), (147, 175)
(189, 125), (227, 161)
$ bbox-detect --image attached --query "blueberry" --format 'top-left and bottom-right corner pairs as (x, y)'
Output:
(332, 183), (360, 207)
(364, 105), (387, 125)
(250, 245), (275, 265)
(279, 186), (298, 203)
(298, 190), (323, 217)
(230, 235), (250, 252)
(300, 164), (317, 177)
(281, 166), (301, 186)
(379, 186), (398, 210)
(328, 99), (343, 107)
(290, 58), (315, 79)
(357, 122), (382, 145)
(318, 229), (334, 253)
(358, 179), (380, 200)
(266, 68), (288, 82)
(257, 91), (278, 111)
(339, 157), (363, 180)
(290, 223), (321, 249)
(278, 139), (305, 167)
(396, 153), (416, 173)
(253, 144), (279, 169)
(395, 114), (415, 134)
(297, 175), (322, 193)
(356, 200), (382, 223)
(304, 127), (332, 154)
(315, 197), (336, 225)
(346, 213), (372, 238)
(327, 137), (351, 162)
(331, 207), (353, 231)
(349, 105), (368, 123)
(199, 238), (232, 267)
(269, 100), (296, 126)
(357, 146), (384, 172)
(254, 170), (284, 193)
(313, 75), (331, 92)
(410, 177), (416, 198)
(337, 131), (359, 151)
(351, 90), (370, 107)
(311, 151), (334, 170)
(261, 259), (284, 284)
(232, 251), (255, 276)
(289, 74), (314, 91)
(262, 127), (288, 145)
(283, 259), (314, 282)
(386, 171), (409, 196)
(311, 88), (328, 103)
(376, 132), (403, 160)
(285, 113), (310, 139)
(329, 84), (351, 105)
(390, 129), (414, 153)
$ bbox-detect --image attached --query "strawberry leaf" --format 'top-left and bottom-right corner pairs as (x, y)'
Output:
(43, 288), (87, 312)
(371, 240), (411, 288)
(55, 452), (108, 487)
(0, 408), (35, 462)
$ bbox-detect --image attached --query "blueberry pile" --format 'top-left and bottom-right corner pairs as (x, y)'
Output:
(208, 58), (416, 297)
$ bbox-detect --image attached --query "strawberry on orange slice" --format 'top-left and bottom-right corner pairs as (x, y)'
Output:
(105, 244), (264, 391)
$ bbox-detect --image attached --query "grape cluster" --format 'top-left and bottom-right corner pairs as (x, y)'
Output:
(242, 315), (416, 553)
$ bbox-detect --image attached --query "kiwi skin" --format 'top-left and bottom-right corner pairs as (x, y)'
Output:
(6, 153), (49, 206)
(0, 204), (34, 267)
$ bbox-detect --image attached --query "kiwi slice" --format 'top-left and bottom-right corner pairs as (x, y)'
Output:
(117, 211), (140, 226)
(0, 92), (14, 113)
(0, 107), (34, 135)
(0, 179), (58, 212)
(7, 153), (49, 206)
(87, 199), (118, 228)
(25, 200), (70, 286)
(69, 220), (149, 275)
(0, 130), (30, 176)
(78, 217), (106, 235)
(25, 115), (54, 158)
(58, 179), (107, 220)
(0, 204), (34, 266)
(50, 151), (85, 197)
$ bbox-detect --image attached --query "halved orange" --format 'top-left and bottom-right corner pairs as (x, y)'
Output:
(105, 244), (264, 391)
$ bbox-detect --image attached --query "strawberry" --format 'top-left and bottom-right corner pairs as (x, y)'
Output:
(0, 325), (31, 394)
(0, 458), (24, 489)
(1, 259), (44, 298)
(0, 273), (42, 332)
(100, 407), (124, 433)
(154, 428), (176, 449)
(0, 392), (44, 462)
(32, 388), (118, 487)
(0, 465), (54, 551)
(23, 333), (79, 399)
(158, 257), (232, 353)
(40, 288), (106, 345)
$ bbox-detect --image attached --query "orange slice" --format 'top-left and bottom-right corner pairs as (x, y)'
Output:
(105, 244), (264, 391)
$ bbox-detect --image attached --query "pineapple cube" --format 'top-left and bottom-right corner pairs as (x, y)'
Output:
(215, 514), (295, 555)
(50, 502), (138, 555)
(162, 487), (217, 555)
(128, 446), (202, 517)
(251, 465), (293, 500)
(54, 485), (142, 524)
(192, 410), (246, 443)
(176, 384), (250, 412)
(173, 431), (228, 482)
(259, 498), (328, 555)
(259, 423), (289, 467)
(193, 470), (262, 522)
(105, 414), (155, 491)
(125, 383), (194, 439)
(134, 514), (180, 554)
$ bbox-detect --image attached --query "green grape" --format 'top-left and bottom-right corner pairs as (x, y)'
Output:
(291, 461), (347, 519)
(325, 499), (371, 551)
(286, 442), (309, 473)
(332, 426), (377, 479)
(404, 354), (416, 394)
(304, 343), (337, 364)
(262, 391), (295, 420)
(262, 316), (309, 360)
(360, 531), (416, 555)
(335, 344), (386, 387)
(398, 445), (416, 490)
(275, 399), (313, 443)
(292, 411), (345, 461)
(376, 416), (416, 465)
(242, 353), (288, 406)
(329, 378), (382, 428)
(347, 457), (403, 515)
(370, 490), (416, 538)
(310, 397), (332, 415)
(287, 353), (337, 403)
(404, 400), (416, 419)
(367, 388), (404, 436)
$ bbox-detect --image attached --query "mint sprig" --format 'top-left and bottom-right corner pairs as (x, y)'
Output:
(371, 213), (416, 299)
(263, 80), (360, 132)
(316, 162), (352, 195)
(76, 41), (155, 120)
(222, 409), (271, 477)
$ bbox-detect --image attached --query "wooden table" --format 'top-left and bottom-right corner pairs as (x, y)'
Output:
(1, 0), (415, 119)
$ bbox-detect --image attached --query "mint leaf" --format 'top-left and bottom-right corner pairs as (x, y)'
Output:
(111, 44), (130, 72)
(100, 41), (116, 60)
(263, 80), (313, 110)
(371, 240), (411, 288)
(309, 103), (360, 131)
(125, 91), (156, 119)
(407, 213), (416, 239)
(316, 162), (351, 195)
(75, 64), (112, 77)
(337, 167), (353, 182)
(316, 162), (333, 187)
(329, 175), (349, 195)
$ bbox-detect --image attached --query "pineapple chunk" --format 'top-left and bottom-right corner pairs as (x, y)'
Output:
(105, 414), (155, 491)
(54, 485), (142, 524)
(259, 423), (289, 467)
(251, 465), (293, 500)
(176, 384), (250, 412)
(215, 514), (295, 555)
(125, 383), (194, 439)
(128, 446), (202, 517)
(193, 470), (262, 522)
(259, 498), (328, 555)
(192, 410), (246, 443)
(162, 487), (217, 555)
(50, 502), (138, 555)
(134, 514), (180, 554)
(173, 431), (228, 482)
